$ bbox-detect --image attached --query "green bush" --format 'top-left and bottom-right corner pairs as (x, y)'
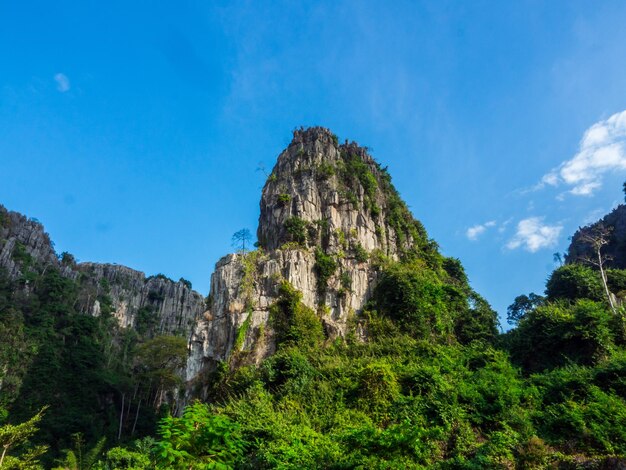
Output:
(277, 193), (291, 206)
(270, 281), (324, 349)
(546, 264), (604, 302)
(155, 402), (244, 469)
(373, 261), (452, 339)
(283, 217), (307, 245)
(314, 249), (337, 295)
(508, 300), (614, 372)
(353, 242), (368, 263)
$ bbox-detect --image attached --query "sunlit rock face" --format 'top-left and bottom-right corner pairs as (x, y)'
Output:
(0, 205), (204, 337)
(186, 127), (429, 386)
(77, 263), (204, 335)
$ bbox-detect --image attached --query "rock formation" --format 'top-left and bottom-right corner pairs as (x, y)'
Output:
(0, 205), (204, 337)
(0, 127), (439, 399)
(186, 127), (435, 385)
(566, 204), (626, 269)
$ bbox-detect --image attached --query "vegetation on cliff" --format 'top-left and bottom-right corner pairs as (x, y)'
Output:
(3, 136), (626, 468)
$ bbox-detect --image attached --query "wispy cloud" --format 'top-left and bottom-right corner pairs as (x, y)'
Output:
(506, 217), (562, 252)
(466, 220), (496, 241)
(539, 110), (626, 196)
(54, 73), (70, 92)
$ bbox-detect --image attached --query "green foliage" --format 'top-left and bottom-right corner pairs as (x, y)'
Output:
(269, 282), (324, 349)
(0, 407), (48, 469)
(313, 248), (337, 295)
(146, 273), (173, 283)
(531, 355), (626, 455)
(283, 217), (307, 246)
(546, 264), (604, 301)
(455, 291), (499, 344)
(154, 402), (244, 469)
(373, 261), (453, 339)
(178, 277), (192, 289)
(11, 241), (33, 267)
(507, 292), (545, 325)
(95, 439), (153, 469)
(59, 252), (77, 267)
(134, 336), (188, 392)
(315, 163), (334, 180)
(353, 242), (368, 263)
(134, 306), (157, 336)
(339, 271), (352, 293)
(276, 193), (291, 206)
(53, 433), (106, 470)
(507, 300), (615, 372)
(234, 314), (252, 352)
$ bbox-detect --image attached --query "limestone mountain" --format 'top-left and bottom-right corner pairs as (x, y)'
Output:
(0, 205), (204, 338)
(186, 127), (490, 388)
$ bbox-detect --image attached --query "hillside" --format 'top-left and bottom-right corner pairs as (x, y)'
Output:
(2, 128), (626, 469)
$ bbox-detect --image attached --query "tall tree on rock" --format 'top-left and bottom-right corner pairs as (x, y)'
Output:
(232, 229), (252, 253)
(578, 224), (616, 314)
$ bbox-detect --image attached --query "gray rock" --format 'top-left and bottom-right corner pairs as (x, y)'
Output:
(186, 127), (428, 386)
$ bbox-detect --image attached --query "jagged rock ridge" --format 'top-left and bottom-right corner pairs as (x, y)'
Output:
(187, 127), (436, 387)
(0, 205), (205, 337)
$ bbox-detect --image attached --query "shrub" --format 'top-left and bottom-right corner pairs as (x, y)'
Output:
(277, 193), (291, 206)
(373, 261), (452, 339)
(314, 249), (337, 294)
(316, 163), (335, 180)
(353, 243), (368, 263)
(546, 264), (603, 302)
(155, 402), (245, 468)
(270, 281), (324, 348)
(507, 300), (614, 372)
(284, 217), (307, 246)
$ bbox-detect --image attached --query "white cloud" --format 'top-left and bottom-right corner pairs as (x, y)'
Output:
(506, 217), (562, 252)
(540, 110), (626, 196)
(466, 220), (496, 241)
(54, 73), (70, 92)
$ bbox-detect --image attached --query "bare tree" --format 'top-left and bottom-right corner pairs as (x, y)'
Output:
(578, 224), (616, 314)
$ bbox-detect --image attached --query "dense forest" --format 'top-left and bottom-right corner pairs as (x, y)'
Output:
(2, 155), (626, 468)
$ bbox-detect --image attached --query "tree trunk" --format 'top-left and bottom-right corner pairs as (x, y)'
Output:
(598, 247), (617, 314)
(1, 445), (8, 468)
(131, 399), (141, 436)
(118, 392), (125, 441)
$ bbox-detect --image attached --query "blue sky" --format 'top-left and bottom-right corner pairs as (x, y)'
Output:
(2, 0), (626, 327)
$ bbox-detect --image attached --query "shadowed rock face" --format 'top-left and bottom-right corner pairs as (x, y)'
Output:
(0, 205), (205, 338)
(567, 205), (626, 269)
(186, 127), (433, 387)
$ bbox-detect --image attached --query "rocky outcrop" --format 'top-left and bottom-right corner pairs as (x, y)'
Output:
(76, 263), (205, 336)
(567, 204), (626, 268)
(0, 204), (204, 337)
(186, 127), (433, 384)
(0, 207), (59, 279)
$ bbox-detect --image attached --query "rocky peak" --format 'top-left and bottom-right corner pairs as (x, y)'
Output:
(187, 127), (434, 387)
(258, 126), (426, 258)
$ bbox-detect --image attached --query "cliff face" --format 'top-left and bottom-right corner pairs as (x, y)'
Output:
(566, 204), (626, 269)
(0, 209), (59, 279)
(187, 127), (433, 385)
(0, 205), (204, 337)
